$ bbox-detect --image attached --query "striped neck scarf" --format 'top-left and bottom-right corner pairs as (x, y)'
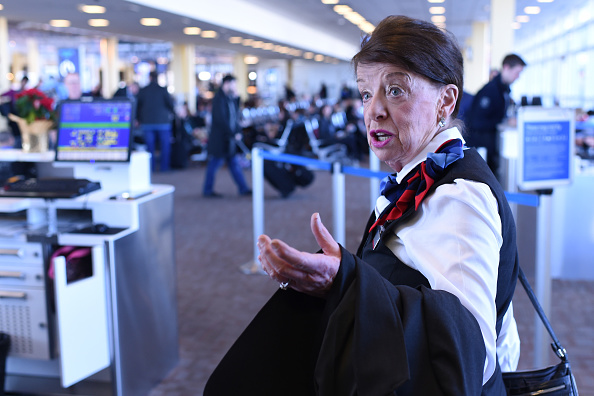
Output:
(370, 138), (464, 233)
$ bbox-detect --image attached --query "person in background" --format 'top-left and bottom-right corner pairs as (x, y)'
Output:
(0, 76), (29, 148)
(202, 74), (251, 198)
(466, 54), (526, 178)
(136, 71), (175, 172)
(63, 72), (82, 100)
(206, 15), (519, 395)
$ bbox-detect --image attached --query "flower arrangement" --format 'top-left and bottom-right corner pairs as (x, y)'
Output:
(14, 88), (56, 124)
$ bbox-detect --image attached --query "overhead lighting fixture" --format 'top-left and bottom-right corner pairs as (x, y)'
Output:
(344, 11), (365, 25)
(79, 4), (106, 14)
(201, 30), (217, 38)
(183, 27), (201, 35)
(244, 55), (259, 65)
(88, 19), (109, 27)
(251, 41), (264, 48)
(229, 36), (243, 44)
(429, 6), (445, 14)
(524, 6), (541, 14)
(248, 72), (257, 81)
(431, 15), (446, 23)
(140, 18), (161, 26)
(303, 52), (314, 59)
(516, 15), (530, 23)
(0, 5), (3, 11)
(262, 43), (275, 50)
(314, 54), (325, 62)
(50, 19), (71, 28)
(333, 5), (352, 14)
(242, 38), (254, 46)
(198, 71), (211, 81)
(435, 22), (447, 29)
(321, 0), (339, 4)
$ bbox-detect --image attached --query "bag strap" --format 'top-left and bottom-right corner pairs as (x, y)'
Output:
(518, 266), (568, 361)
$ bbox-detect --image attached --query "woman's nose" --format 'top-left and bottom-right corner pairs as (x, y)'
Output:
(368, 95), (387, 121)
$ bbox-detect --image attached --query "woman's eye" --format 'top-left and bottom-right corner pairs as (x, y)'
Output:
(388, 86), (401, 96)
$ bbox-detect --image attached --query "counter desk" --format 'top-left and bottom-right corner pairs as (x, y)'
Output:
(0, 151), (178, 396)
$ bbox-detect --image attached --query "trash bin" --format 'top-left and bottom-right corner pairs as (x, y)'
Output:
(0, 332), (10, 396)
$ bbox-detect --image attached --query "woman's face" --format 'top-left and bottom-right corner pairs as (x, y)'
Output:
(357, 62), (445, 172)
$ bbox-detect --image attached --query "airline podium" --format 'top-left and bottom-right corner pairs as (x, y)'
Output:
(0, 151), (178, 396)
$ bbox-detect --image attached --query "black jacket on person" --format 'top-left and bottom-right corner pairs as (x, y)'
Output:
(207, 88), (239, 158)
(466, 74), (510, 148)
(204, 147), (516, 395)
(136, 80), (174, 125)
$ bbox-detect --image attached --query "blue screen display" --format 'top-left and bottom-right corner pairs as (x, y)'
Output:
(56, 99), (132, 162)
(522, 120), (571, 182)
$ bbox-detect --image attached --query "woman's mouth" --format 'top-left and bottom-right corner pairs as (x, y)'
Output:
(370, 130), (394, 147)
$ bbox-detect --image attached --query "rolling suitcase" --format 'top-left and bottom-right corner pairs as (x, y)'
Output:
(263, 160), (297, 198)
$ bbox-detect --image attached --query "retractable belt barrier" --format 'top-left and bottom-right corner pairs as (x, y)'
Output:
(248, 147), (541, 271)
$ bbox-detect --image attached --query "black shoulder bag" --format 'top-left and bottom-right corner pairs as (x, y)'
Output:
(502, 267), (579, 395)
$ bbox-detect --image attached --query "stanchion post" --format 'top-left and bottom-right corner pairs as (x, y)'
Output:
(332, 161), (346, 246)
(534, 189), (553, 367)
(369, 148), (381, 212)
(240, 147), (265, 274)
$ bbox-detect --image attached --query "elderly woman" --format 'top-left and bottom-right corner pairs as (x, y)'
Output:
(206, 16), (519, 396)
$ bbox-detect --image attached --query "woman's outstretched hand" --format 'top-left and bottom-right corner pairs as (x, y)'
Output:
(258, 213), (341, 298)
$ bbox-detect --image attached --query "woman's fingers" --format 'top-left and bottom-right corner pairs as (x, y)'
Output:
(310, 213), (341, 258)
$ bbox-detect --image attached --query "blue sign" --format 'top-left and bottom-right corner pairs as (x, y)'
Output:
(517, 107), (574, 190)
(58, 48), (80, 79)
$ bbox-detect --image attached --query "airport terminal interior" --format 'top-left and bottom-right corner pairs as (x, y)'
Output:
(0, 0), (592, 395)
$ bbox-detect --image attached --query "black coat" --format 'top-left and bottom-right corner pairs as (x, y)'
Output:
(136, 81), (174, 125)
(466, 74), (510, 148)
(207, 88), (239, 157)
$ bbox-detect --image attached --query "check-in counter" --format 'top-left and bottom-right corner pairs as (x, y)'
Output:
(0, 151), (178, 396)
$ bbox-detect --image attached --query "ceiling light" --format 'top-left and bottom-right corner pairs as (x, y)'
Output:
(140, 18), (161, 26)
(242, 38), (254, 46)
(431, 15), (446, 23)
(262, 43), (275, 50)
(429, 6), (445, 14)
(344, 11), (365, 25)
(321, 0), (339, 4)
(244, 55), (259, 65)
(435, 22), (446, 29)
(248, 72), (257, 81)
(79, 5), (106, 14)
(512, 22), (522, 29)
(516, 15), (530, 23)
(50, 19), (71, 28)
(0, 5), (3, 11)
(229, 36), (243, 44)
(303, 52), (314, 59)
(198, 71), (211, 81)
(359, 21), (375, 33)
(524, 6), (541, 14)
(251, 41), (264, 48)
(88, 19), (109, 27)
(333, 5), (352, 14)
(314, 54), (325, 62)
(201, 30), (217, 38)
(183, 27), (201, 35)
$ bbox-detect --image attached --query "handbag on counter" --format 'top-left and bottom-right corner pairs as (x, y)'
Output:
(502, 267), (579, 396)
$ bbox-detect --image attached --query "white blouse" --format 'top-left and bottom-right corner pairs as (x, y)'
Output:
(375, 127), (520, 384)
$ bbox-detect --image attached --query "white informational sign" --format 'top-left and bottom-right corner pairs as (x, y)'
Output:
(517, 106), (575, 191)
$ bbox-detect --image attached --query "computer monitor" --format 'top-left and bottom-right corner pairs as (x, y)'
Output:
(55, 97), (133, 163)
